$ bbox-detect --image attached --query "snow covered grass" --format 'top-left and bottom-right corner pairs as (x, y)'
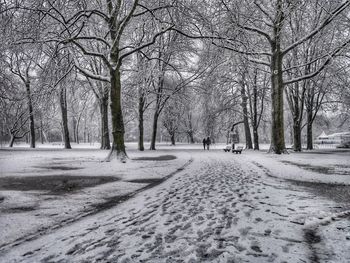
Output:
(241, 148), (350, 185)
(0, 144), (349, 262)
(0, 145), (192, 250)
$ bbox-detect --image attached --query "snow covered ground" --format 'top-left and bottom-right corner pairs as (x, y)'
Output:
(0, 143), (349, 262)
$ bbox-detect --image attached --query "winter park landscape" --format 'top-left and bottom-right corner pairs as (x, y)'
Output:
(1, 0), (350, 262)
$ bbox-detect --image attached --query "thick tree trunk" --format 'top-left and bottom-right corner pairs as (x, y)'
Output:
(241, 84), (253, 149)
(170, 133), (175, 146)
(306, 108), (313, 150)
(106, 67), (126, 161)
(293, 121), (302, 151)
(100, 95), (111, 150)
(138, 92), (145, 151)
(270, 68), (285, 153)
(269, 0), (286, 154)
(269, 47), (286, 153)
(25, 82), (35, 148)
(150, 110), (159, 150)
(253, 128), (259, 150)
(59, 86), (71, 149)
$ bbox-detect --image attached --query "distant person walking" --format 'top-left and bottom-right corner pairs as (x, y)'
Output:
(206, 136), (211, 150)
(202, 138), (207, 150)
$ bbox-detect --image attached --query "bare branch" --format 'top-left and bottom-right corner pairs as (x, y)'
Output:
(284, 39), (350, 85)
(282, 1), (350, 55)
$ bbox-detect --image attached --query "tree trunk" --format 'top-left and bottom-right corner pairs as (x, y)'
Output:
(253, 129), (259, 150)
(187, 112), (195, 144)
(59, 86), (71, 149)
(75, 121), (80, 144)
(25, 82), (35, 148)
(106, 66), (126, 161)
(270, 63), (285, 154)
(40, 117), (44, 144)
(285, 63), (306, 152)
(293, 121), (302, 151)
(252, 84), (260, 150)
(9, 134), (15, 147)
(72, 118), (77, 143)
(269, 48), (286, 152)
(241, 84), (253, 149)
(138, 91), (145, 151)
(100, 95), (111, 150)
(83, 117), (87, 143)
(170, 133), (175, 145)
(306, 108), (313, 150)
(291, 87), (302, 152)
(269, 0), (286, 154)
(150, 110), (159, 150)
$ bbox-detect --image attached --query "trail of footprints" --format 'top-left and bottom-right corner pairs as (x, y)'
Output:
(20, 157), (321, 262)
(74, 158), (308, 263)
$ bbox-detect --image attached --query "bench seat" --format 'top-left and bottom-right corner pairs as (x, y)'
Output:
(232, 146), (243, 154)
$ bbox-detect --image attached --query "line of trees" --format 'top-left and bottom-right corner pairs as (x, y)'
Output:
(1, 0), (349, 161)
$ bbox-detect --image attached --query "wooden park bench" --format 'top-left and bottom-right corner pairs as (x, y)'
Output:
(223, 145), (232, 152)
(232, 146), (243, 154)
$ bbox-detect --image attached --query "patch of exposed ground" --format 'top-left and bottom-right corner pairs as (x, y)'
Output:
(0, 176), (119, 194)
(126, 179), (163, 184)
(3, 206), (37, 213)
(132, 155), (177, 161)
(281, 160), (350, 176)
(290, 180), (350, 210)
(33, 165), (83, 171)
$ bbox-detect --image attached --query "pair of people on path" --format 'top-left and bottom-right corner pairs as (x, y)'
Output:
(202, 137), (211, 150)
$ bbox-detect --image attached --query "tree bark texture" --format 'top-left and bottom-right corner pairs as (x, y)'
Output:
(269, 5), (286, 154)
(306, 108), (313, 150)
(150, 110), (159, 150)
(9, 134), (15, 147)
(107, 67), (127, 161)
(286, 83), (304, 152)
(150, 72), (164, 150)
(100, 95), (111, 150)
(241, 83), (253, 149)
(252, 84), (260, 150)
(25, 82), (35, 148)
(59, 86), (71, 149)
(138, 90), (145, 151)
(170, 133), (175, 146)
(269, 54), (285, 154)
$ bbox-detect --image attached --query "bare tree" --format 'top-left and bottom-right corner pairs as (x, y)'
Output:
(162, 97), (185, 145)
(247, 68), (268, 150)
(6, 48), (43, 148)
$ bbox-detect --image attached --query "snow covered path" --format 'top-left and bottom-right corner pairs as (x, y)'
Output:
(1, 150), (350, 262)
